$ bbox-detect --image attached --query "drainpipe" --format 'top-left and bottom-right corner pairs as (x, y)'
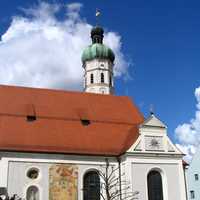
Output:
(183, 165), (188, 200)
(117, 156), (122, 200)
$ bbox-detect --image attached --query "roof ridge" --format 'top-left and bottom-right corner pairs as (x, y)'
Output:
(0, 84), (129, 98)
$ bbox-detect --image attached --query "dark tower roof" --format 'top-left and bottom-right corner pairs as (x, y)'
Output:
(91, 26), (104, 44)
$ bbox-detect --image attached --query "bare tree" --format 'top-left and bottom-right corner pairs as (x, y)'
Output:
(97, 158), (139, 200)
(0, 188), (22, 200)
(0, 194), (22, 200)
(9, 194), (22, 200)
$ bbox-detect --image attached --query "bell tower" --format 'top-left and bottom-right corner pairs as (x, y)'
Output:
(81, 26), (115, 94)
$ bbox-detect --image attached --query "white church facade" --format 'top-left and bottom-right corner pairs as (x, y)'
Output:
(0, 26), (187, 200)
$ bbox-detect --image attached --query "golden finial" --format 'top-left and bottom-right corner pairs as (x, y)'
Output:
(95, 9), (101, 26)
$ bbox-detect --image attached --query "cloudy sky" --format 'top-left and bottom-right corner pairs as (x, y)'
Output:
(0, 0), (200, 161)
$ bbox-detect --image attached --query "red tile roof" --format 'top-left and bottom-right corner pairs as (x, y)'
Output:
(0, 85), (144, 156)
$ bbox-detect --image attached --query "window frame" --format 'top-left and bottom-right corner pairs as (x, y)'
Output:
(83, 170), (100, 200)
(147, 170), (164, 200)
(26, 167), (39, 180)
(194, 174), (199, 181)
(100, 73), (104, 83)
(26, 185), (39, 200)
(190, 190), (195, 199)
(90, 73), (94, 84)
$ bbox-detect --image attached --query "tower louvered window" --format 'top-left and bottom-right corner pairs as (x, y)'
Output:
(148, 170), (163, 200)
(101, 73), (104, 83)
(109, 75), (112, 86)
(90, 74), (94, 84)
(83, 171), (100, 200)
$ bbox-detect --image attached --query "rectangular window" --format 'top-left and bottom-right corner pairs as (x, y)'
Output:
(190, 191), (195, 199)
(194, 174), (199, 181)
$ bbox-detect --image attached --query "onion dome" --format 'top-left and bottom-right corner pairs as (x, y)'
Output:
(82, 26), (115, 64)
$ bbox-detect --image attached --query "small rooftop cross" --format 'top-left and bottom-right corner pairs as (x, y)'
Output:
(150, 104), (154, 115)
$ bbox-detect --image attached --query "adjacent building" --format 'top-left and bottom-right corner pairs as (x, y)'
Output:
(186, 147), (200, 199)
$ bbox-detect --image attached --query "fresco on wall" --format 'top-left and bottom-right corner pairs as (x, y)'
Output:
(49, 164), (78, 200)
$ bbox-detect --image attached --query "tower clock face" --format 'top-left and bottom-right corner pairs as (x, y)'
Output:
(150, 138), (160, 147)
(145, 136), (163, 151)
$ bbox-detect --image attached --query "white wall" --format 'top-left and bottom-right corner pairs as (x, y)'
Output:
(0, 151), (187, 200)
(123, 156), (186, 200)
(0, 152), (117, 200)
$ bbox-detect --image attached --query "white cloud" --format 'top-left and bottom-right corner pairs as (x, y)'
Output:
(0, 2), (130, 90)
(66, 3), (82, 20)
(176, 143), (196, 162)
(175, 86), (200, 162)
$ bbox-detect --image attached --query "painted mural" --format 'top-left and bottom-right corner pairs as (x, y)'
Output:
(49, 164), (78, 200)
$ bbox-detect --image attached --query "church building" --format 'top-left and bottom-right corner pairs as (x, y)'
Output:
(0, 25), (187, 200)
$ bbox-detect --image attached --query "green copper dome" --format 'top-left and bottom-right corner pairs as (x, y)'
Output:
(82, 43), (115, 64)
(82, 26), (115, 64)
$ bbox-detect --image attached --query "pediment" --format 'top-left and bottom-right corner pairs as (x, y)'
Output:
(142, 114), (167, 128)
(126, 135), (183, 155)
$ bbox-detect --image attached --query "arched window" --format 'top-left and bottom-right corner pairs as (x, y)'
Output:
(83, 171), (100, 200)
(101, 73), (104, 83)
(26, 185), (39, 200)
(147, 170), (163, 200)
(90, 74), (94, 84)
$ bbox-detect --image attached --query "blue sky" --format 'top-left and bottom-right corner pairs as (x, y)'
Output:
(0, 0), (200, 159)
